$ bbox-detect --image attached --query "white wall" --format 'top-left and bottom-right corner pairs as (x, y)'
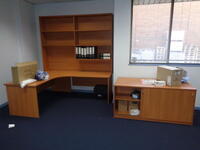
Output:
(114, 0), (200, 107)
(34, 0), (114, 69)
(17, 0), (38, 62)
(0, 0), (37, 105)
(0, 0), (19, 105)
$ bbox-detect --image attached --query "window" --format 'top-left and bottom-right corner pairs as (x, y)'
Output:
(130, 0), (200, 64)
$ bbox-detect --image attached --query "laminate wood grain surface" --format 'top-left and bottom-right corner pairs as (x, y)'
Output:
(5, 71), (112, 87)
(4, 70), (112, 118)
(141, 88), (196, 123)
(115, 77), (196, 90)
(6, 86), (39, 118)
(39, 14), (113, 73)
(114, 77), (197, 125)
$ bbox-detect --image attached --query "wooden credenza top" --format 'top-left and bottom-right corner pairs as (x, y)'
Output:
(115, 77), (196, 91)
(5, 71), (112, 87)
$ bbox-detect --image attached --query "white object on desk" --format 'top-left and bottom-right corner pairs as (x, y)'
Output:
(20, 79), (37, 88)
(142, 79), (156, 85)
(154, 81), (166, 87)
(142, 79), (166, 87)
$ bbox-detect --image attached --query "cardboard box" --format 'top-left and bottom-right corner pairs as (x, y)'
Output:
(11, 61), (37, 84)
(118, 101), (128, 113)
(157, 66), (183, 86)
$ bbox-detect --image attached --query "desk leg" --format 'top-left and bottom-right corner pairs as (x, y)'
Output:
(6, 86), (39, 118)
(107, 77), (112, 104)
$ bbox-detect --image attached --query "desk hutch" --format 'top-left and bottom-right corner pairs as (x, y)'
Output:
(39, 13), (113, 97)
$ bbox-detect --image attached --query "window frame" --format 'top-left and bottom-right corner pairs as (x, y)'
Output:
(129, 0), (200, 65)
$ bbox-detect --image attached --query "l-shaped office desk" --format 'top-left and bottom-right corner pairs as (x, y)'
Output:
(4, 73), (197, 125)
(5, 71), (112, 118)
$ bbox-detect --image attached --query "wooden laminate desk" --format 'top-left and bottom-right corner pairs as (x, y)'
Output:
(114, 77), (197, 125)
(4, 71), (112, 118)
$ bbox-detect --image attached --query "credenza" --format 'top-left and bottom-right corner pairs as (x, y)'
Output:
(114, 77), (197, 125)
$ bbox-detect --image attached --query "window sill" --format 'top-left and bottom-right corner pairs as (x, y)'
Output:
(128, 62), (200, 67)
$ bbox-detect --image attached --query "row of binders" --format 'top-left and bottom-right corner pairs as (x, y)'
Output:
(75, 46), (96, 59)
(75, 46), (111, 59)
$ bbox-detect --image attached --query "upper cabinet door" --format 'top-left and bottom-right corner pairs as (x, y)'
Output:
(141, 88), (196, 123)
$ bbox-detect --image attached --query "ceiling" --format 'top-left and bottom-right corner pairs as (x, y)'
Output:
(25, 0), (94, 4)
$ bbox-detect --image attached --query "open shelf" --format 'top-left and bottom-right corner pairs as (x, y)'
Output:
(43, 40), (75, 47)
(115, 111), (129, 115)
(43, 32), (75, 47)
(41, 30), (74, 33)
(114, 112), (141, 119)
(114, 86), (141, 119)
(75, 46), (112, 50)
(77, 40), (112, 46)
(78, 59), (111, 61)
(40, 16), (74, 32)
(114, 100), (141, 117)
(40, 14), (113, 72)
(78, 59), (111, 64)
(115, 95), (140, 102)
(76, 31), (112, 46)
(76, 15), (112, 31)
(76, 29), (112, 32)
